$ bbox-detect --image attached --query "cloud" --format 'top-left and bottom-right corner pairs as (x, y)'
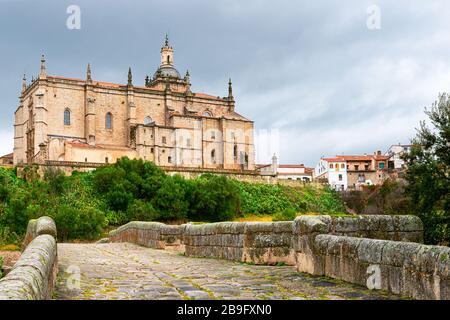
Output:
(0, 0), (449, 166)
(0, 130), (13, 157)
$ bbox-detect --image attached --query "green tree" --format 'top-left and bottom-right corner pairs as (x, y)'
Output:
(188, 174), (241, 222)
(403, 93), (450, 245)
(152, 175), (188, 221)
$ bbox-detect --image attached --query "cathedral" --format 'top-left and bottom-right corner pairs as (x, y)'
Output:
(13, 36), (255, 171)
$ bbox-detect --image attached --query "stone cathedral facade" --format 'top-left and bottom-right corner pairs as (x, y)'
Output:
(14, 37), (255, 171)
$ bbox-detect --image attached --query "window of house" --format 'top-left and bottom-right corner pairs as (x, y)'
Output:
(341, 163), (345, 169)
(329, 163), (334, 169)
(168, 156), (172, 163)
(354, 165), (359, 171)
(105, 112), (112, 129)
(203, 111), (212, 117)
(85, 158), (87, 162)
(211, 149), (216, 163)
(379, 162), (385, 169)
(233, 145), (238, 159)
(151, 148), (154, 153)
(338, 174), (343, 181)
(211, 131), (215, 140)
(365, 165), (369, 171)
(64, 109), (71, 126)
(105, 157), (109, 163)
(162, 136), (167, 144)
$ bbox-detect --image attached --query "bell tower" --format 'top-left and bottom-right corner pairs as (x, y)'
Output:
(160, 34), (174, 66)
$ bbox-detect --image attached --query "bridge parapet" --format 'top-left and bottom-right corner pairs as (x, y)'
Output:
(105, 215), (450, 299)
(309, 234), (450, 300)
(0, 216), (58, 300)
(109, 221), (184, 250)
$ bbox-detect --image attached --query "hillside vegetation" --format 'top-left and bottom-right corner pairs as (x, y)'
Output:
(0, 157), (346, 243)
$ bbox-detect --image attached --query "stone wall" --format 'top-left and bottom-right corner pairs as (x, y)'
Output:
(184, 222), (296, 265)
(0, 216), (58, 300)
(109, 221), (184, 251)
(105, 215), (450, 299)
(108, 215), (422, 267)
(310, 235), (450, 300)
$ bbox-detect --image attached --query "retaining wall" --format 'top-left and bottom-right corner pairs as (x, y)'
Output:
(0, 216), (58, 300)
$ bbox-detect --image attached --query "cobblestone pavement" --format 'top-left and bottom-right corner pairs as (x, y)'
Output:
(54, 243), (406, 300)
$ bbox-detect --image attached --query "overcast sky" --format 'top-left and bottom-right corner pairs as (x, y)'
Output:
(1, 0), (449, 166)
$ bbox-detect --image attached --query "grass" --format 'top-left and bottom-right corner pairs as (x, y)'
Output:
(0, 244), (20, 251)
(235, 212), (354, 223)
(235, 215), (274, 222)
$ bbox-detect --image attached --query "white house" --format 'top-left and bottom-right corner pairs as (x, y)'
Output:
(385, 144), (411, 170)
(314, 157), (348, 190)
(257, 154), (313, 182)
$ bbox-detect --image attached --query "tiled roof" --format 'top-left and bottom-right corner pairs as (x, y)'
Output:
(278, 172), (312, 176)
(67, 141), (102, 149)
(224, 111), (250, 121)
(322, 155), (390, 162)
(194, 93), (220, 99)
(279, 164), (305, 168)
(48, 75), (124, 88)
(0, 153), (13, 158)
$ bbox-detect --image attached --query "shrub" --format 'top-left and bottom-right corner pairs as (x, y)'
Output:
(0, 256), (3, 278)
(49, 204), (106, 241)
(0, 225), (20, 246)
(105, 210), (129, 226)
(43, 167), (66, 195)
(272, 208), (297, 221)
(127, 200), (159, 221)
(188, 175), (241, 222)
(152, 175), (188, 221)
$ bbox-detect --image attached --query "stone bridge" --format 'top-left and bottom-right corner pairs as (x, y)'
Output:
(54, 243), (400, 300)
(1, 215), (450, 300)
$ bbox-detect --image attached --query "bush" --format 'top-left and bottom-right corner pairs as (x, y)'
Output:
(152, 175), (188, 221)
(0, 225), (20, 246)
(49, 204), (106, 241)
(44, 168), (66, 195)
(0, 256), (3, 278)
(127, 200), (159, 221)
(340, 180), (413, 215)
(188, 175), (241, 222)
(272, 208), (297, 221)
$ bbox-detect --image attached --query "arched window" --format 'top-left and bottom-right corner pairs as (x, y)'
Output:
(211, 149), (216, 163)
(105, 112), (112, 129)
(144, 116), (153, 125)
(233, 145), (238, 159)
(203, 111), (212, 117)
(64, 108), (71, 126)
(167, 55), (170, 64)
